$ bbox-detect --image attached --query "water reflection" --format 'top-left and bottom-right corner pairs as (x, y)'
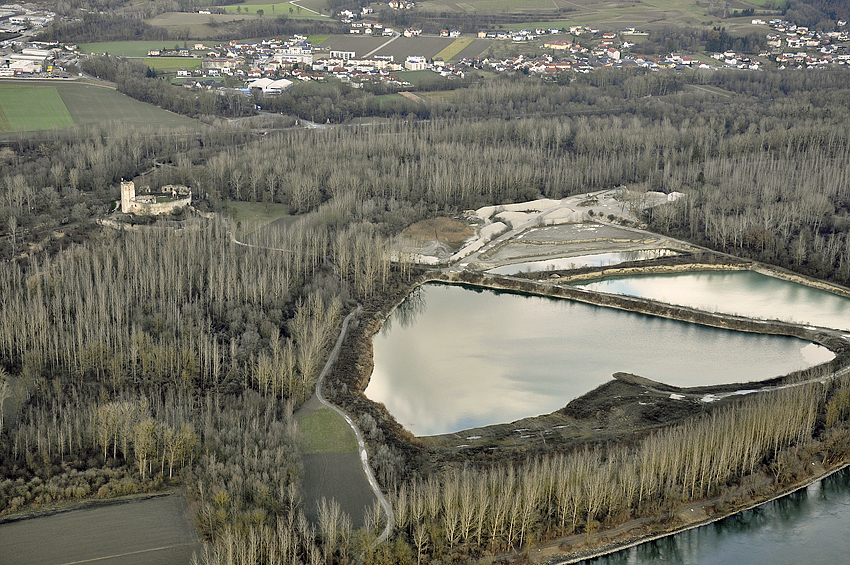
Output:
(575, 271), (850, 331)
(366, 284), (833, 436)
(381, 286), (427, 334)
(580, 467), (850, 565)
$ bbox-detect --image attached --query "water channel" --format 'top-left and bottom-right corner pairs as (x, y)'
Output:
(574, 270), (850, 332)
(365, 283), (834, 436)
(577, 466), (850, 565)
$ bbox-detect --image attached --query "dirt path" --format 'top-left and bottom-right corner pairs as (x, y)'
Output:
(302, 305), (395, 540)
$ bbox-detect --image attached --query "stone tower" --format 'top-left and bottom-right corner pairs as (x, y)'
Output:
(120, 180), (135, 213)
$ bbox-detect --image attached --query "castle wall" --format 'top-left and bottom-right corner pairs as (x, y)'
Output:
(127, 195), (192, 216)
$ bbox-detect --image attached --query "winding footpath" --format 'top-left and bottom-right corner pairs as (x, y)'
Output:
(225, 218), (394, 543)
(313, 305), (395, 544)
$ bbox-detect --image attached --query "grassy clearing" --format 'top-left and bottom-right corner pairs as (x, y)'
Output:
(0, 85), (73, 132)
(144, 57), (203, 70)
(396, 69), (438, 85)
(306, 34), (330, 45)
(419, 0), (557, 13)
(297, 408), (358, 454)
(417, 90), (461, 102)
(55, 82), (200, 129)
(0, 106), (11, 133)
(228, 201), (291, 236)
(501, 20), (573, 30)
(435, 37), (474, 61)
(79, 41), (186, 57)
(215, 3), (331, 18)
(417, 0), (766, 30)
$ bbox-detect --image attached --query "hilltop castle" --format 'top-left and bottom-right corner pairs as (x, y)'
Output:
(120, 180), (191, 215)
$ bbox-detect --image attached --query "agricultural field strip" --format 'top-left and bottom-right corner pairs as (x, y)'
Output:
(0, 106), (11, 132)
(0, 86), (73, 132)
(435, 38), (474, 61)
(0, 496), (201, 565)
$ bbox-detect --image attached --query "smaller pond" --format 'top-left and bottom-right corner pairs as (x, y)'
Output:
(487, 249), (680, 275)
(366, 284), (833, 436)
(574, 270), (850, 332)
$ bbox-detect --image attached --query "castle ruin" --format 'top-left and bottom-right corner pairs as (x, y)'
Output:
(120, 180), (191, 215)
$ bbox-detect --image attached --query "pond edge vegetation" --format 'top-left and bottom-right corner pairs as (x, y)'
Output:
(323, 255), (850, 564)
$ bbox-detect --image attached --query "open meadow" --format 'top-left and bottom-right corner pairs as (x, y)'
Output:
(79, 40), (191, 57)
(215, 1), (332, 18)
(416, 0), (774, 33)
(0, 80), (200, 134)
(0, 495), (202, 565)
(297, 397), (373, 528)
(144, 57), (204, 70)
(0, 85), (73, 133)
(145, 12), (266, 39)
(229, 201), (292, 237)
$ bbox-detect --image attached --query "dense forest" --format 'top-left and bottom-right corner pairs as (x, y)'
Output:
(2, 65), (850, 564)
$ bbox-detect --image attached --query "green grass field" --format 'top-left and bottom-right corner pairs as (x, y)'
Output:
(297, 408), (358, 454)
(435, 38), (474, 62)
(396, 70), (439, 85)
(0, 107), (11, 132)
(143, 57), (203, 70)
(306, 34), (330, 45)
(215, 1), (331, 18)
(229, 201), (291, 236)
(56, 83), (201, 129)
(79, 41), (185, 57)
(0, 85), (73, 132)
(416, 0), (770, 31)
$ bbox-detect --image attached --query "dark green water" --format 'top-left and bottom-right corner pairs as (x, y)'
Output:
(578, 467), (850, 565)
(366, 283), (833, 436)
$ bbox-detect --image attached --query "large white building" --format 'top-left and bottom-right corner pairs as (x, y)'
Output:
(405, 55), (427, 70)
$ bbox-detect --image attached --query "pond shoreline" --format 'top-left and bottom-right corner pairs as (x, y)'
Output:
(327, 255), (850, 564)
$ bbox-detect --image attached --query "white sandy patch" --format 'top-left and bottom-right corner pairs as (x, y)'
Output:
(669, 393), (685, 400)
(448, 222), (507, 262)
(477, 198), (562, 220)
(495, 211), (535, 227)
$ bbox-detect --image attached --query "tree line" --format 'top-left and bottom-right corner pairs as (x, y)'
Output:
(380, 376), (850, 564)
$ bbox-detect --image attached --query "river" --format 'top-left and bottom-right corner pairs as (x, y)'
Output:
(578, 466), (850, 565)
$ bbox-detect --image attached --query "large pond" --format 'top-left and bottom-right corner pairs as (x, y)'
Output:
(365, 284), (833, 436)
(487, 249), (680, 275)
(579, 466), (850, 565)
(574, 270), (850, 332)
